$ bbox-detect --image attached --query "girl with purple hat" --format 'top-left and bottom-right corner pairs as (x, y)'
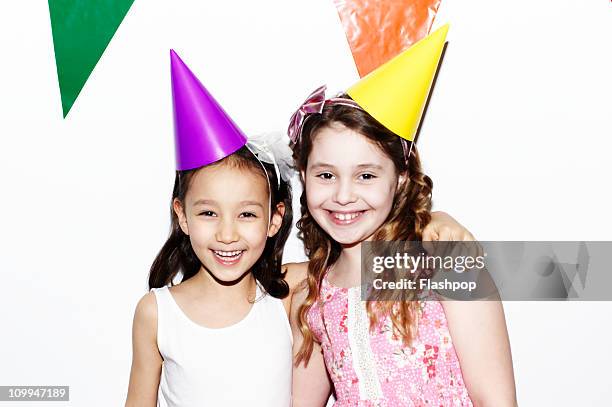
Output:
(125, 50), (297, 407)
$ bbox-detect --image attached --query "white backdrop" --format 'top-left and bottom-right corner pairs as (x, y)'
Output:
(1, 1), (611, 406)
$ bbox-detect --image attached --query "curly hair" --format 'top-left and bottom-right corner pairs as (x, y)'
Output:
(292, 98), (433, 365)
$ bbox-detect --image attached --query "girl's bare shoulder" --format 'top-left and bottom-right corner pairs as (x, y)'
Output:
(133, 291), (158, 333)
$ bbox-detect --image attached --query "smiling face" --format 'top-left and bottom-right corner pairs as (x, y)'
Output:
(174, 162), (283, 284)
(304, 123), (400, 245)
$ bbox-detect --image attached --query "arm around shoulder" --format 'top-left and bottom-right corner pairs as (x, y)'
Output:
(441, 298), (517, 407)
(280, 262), (309, 314)
(125, 292), (163, 407)
(283, 261), (309, 293)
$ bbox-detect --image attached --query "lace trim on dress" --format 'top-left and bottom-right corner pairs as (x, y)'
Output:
(347, 287), (383, 401)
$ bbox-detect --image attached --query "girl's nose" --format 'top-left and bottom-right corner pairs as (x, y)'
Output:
(332, 179), (358, 205)
(215, 218), (239, 244)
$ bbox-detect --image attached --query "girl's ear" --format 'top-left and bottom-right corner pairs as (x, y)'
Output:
(173, 198), (189, 235)
(267, 202), (286, 237)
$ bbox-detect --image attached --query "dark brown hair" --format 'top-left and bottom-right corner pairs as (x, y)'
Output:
(293, 97), (433, 365)
(148, 146), (292, 299)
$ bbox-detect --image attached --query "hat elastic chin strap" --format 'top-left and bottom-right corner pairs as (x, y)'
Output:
(401, 138), (414, 162)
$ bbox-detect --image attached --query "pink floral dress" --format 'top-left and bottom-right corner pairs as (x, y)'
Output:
(307, 274), (473, 406)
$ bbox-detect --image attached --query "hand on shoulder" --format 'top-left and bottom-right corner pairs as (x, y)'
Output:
(424, 211), (476, 242)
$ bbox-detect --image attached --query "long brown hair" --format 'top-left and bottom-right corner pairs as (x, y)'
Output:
(293, 98), (433, 365)
(148, 146), (293, 299)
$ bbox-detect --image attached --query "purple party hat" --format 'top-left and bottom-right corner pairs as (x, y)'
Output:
(170, 49), (247, 170)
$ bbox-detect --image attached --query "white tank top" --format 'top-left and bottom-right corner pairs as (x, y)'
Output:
(152, 284), (292, 407)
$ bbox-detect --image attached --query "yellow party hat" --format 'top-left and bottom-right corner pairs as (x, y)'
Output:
(347, 24), (449, 141)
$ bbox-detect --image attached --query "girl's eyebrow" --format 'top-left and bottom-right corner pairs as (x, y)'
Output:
(308, 162), (335, 170)
(193, 199), (263, 208)
(309, 162), (384, 170)
(355, 163), (384, 170)
(193, 199), (217, 206)
(239, 201), (264, 208)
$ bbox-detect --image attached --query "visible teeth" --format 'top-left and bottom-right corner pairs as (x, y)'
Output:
(214, 250), (242, 257)
(334, 212), (361, 221)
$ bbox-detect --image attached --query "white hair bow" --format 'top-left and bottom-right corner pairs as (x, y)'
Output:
(246, 131), (296, 188)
